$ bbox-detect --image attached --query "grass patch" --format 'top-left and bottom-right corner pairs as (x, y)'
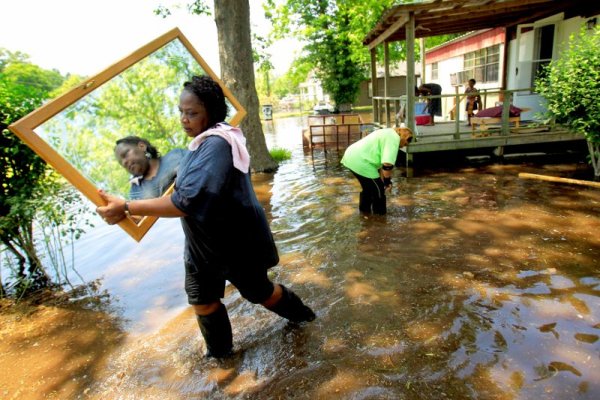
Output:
(269, 147), (292, 162)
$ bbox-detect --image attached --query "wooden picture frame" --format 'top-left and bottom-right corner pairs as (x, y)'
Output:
(9, 27), (246, 242)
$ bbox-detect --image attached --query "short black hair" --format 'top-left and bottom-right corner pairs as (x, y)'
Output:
(115, 136), (160, 158)
(182, 75), (229, 128)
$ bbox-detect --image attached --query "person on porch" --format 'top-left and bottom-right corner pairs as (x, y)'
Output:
(416, 83), (442, 126)
(464, 78), (482, 126)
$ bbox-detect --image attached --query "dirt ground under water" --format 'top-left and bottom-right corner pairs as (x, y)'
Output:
(0, 290), (124, 399)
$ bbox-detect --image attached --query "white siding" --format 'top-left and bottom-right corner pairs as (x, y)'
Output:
(508, 12), (600, 121)
(428, 49), (504, 121)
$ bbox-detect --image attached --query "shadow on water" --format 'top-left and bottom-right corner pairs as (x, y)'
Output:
(18, 116), (599, 399)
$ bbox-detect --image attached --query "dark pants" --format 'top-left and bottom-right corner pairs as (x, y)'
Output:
(352, 172), (386, 215)
(185, 261), (275, 305)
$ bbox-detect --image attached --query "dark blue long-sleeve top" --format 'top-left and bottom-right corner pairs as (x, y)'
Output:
(171, 135), (279, 274)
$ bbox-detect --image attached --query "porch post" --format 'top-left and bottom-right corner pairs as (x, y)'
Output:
(406, 12), (416, 135)
(370, 47), (379, 124)
(384, 41), (391, 127)
(420, 38), (426, 83)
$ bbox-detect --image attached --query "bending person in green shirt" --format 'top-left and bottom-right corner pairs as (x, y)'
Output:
(341, 127), (413, 215)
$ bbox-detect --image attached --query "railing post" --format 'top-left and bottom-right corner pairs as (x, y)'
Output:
(482, 88), (488, 109)
(386, 99), (392, 127)
(501, 89), (511, 136)
(454, 91), (460, 139)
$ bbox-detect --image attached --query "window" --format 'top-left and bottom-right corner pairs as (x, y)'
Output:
(462, 44), (500, 84)
(431, 62), (438, 80)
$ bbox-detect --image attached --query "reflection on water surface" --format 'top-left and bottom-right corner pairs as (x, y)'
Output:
(39, 117), (600, 398)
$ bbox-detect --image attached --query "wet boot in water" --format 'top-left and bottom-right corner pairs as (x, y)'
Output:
(267, 285), (316, 323)
(196, 303), (233, 358)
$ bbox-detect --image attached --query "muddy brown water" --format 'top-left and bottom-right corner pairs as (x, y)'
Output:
(4, 116), (600, 399)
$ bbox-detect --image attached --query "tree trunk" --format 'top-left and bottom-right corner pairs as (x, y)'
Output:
(214, 0), (278, 173)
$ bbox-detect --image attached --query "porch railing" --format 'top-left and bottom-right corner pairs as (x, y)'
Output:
(372, 87), (537, 140)
(303, 114), (367, 151)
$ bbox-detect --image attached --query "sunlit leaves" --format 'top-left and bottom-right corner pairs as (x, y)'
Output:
(536, 26), (600, 143)
(0, 53), (90, 294)
(535, 26), (600, 178)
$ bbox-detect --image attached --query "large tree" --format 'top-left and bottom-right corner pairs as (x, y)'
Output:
(215, 1), (277, 171)
(158, 1), (277, 172)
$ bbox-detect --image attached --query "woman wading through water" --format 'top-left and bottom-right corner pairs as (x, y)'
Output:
(97, 75), (315, 358)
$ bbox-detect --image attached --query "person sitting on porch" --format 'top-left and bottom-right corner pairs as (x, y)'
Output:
(416, 83), (442, 126)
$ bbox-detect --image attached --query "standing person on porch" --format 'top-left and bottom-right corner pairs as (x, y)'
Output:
(97, 75), (315, 358)
(417, 83), (442, 126)
(341, 126), (413, 215)
(464, 78), (481, 126)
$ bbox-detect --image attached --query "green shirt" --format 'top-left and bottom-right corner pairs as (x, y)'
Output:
(341, 128), (400, 178)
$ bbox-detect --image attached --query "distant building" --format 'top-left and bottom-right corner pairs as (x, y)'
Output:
(356, 61), (421, 107)
(298, 71), (330, 109)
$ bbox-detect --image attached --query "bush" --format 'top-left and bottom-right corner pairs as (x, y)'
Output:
(269, 147), (292, 162)
(1, 50), (92, 298)
(535, 26), (600, 179)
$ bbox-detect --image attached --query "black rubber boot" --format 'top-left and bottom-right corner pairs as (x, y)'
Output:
(268, 285), (316, 323)
(196, 303), (233, 358)
(359, 192), (372, 213)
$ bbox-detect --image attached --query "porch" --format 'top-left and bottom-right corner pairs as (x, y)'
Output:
(361, 0), (595, 173)
(371, 86), (586, 173)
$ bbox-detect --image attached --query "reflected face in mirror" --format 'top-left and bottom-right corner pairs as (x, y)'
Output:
(179, 90), (210, 138)
(114, 139), (153, 178)
(114, 135), (186, 200)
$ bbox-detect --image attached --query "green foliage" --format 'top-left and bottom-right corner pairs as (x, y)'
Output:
(269, 147), (292, 162)
(264, 1), (461, 106)
(265, 0), (399, 107)
(535, 26), (600, 178)
(0, 77), (50, 294)
(0, 49), (92, 297)
(270, 57), (313, 99)
(154, 1), (211, 18)
(253, 33), (275, 99)
(535, 26), (600, 143)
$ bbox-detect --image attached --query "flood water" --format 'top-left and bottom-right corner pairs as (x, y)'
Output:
(23, 117), (600, 398)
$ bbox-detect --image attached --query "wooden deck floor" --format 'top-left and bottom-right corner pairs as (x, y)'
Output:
(399, 120), (585, 155)
(303, 114), (587, 171)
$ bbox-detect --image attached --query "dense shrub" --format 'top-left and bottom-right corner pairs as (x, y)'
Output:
(536, 26), (600, 179)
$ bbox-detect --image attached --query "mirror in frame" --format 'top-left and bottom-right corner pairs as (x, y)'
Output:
(9, 27), (246, 242)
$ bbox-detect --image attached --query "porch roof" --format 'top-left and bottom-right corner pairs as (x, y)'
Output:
(363, 0), (600, 48)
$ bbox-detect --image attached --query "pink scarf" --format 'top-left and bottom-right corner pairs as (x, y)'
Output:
(188, 123), (250, 173)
